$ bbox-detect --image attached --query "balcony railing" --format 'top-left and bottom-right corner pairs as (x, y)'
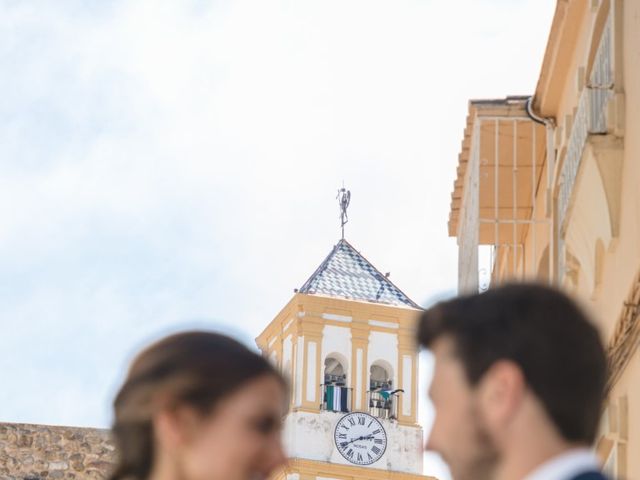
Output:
(367, 389), (403, 420)
(320, 384), (404, 420)
(321, 384), (351, 413)
(589, 13), (613, 133)
(558, 13), (613, 231)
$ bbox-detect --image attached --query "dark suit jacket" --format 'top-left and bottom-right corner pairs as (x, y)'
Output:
(572, 471), (610, 480)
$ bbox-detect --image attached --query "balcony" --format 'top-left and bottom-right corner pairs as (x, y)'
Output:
(450, 97), (548, 292)
(367, 388), (403, 420)
(319, 381), (405, 420)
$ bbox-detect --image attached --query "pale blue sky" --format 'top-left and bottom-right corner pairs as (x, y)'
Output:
(1, 1), (555, 478)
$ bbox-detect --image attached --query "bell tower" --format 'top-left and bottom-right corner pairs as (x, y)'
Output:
(256, 238), (434, 479)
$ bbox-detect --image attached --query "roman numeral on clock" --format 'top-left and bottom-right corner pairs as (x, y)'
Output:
(358, 416), (366, 425)
(371, 446), (381, 455)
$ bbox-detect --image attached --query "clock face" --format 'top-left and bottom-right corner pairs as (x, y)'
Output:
(334, 412), (387, 465)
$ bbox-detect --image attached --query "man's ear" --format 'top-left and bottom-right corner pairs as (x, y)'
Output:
(478, 360), (526, 428)
(153, 405), (202, 449)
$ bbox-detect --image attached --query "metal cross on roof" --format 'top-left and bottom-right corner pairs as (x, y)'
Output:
(337, 186), (351, 239)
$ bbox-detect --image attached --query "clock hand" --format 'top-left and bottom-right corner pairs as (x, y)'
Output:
(347, 434), (374, 445)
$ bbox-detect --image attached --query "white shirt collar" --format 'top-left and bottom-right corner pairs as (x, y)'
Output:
(522, 448), (600, 480)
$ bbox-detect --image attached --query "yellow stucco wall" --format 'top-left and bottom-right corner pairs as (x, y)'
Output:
(451, 0), (640, 477)
(256, 293), (422, 425)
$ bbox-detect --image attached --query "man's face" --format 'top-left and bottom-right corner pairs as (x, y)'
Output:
(425, 336), (498, 480)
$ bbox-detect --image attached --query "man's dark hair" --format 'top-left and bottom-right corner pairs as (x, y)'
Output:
(418, 283), (607, 444)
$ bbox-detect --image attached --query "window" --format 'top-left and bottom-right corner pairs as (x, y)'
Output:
(370, 363), (392, 390)
(368, 360), (400, 420)
(324, 356), (346, 386)
(321, 354), (350, 413)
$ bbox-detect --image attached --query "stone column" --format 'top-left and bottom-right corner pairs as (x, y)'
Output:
(350, 318), (370, 412)
(298, 316), (323, 412)
(398, 326), (418, 425)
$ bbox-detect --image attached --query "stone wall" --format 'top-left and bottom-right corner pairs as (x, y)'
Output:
(0, 423), (116, 480)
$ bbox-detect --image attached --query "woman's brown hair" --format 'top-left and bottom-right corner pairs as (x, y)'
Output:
(109, 331), (285, 480)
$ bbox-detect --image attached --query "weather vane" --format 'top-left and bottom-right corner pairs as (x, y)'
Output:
(337, 185), (351, 239)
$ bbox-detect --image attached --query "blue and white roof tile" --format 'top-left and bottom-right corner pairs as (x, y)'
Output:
(298, 239), (420, 309)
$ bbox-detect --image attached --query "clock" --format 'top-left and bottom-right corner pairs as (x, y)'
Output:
(334, 412), (387, 465)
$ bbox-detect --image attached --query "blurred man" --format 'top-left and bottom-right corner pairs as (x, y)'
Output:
(418, 283), (609, 480)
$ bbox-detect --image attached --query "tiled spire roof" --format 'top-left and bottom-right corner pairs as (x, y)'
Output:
(298, 239), (420, 309)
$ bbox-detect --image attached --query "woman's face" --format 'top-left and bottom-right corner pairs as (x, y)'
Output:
(173, 374), (287, 480)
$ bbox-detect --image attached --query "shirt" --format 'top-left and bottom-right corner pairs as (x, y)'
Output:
(523, 448), (600, 480)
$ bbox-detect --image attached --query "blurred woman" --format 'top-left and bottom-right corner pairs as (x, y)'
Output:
(109, 331), (287, 480)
